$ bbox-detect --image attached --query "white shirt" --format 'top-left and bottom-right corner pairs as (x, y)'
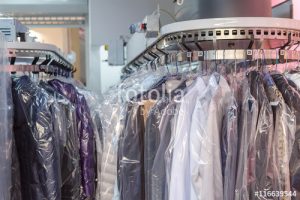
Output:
(189, 74), (220, 200)
(168, 77), (206, 200)
(190, 75), (232, 200)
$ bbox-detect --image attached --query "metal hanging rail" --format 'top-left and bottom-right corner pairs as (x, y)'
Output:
(7, 42), (74, 76)
(123, 17), (300, 75)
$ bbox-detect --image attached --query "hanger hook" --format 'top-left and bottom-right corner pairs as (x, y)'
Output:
(256, 50), (260, 71)
(175, 52), (179, 75)
(297, 51), (300, 68)
(276, 49), (279, 71)
(165, 55), (170, 75)
(234, 49), (237, 75)
(285, 50), (288, 72)
(223, 49), (226, 65)
(188, 51), (192, 68)
(262, 49), (266, 72)
(215, 50), (218, 72)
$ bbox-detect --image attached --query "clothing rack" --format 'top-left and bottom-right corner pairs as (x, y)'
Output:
(7, 42), (74, 77)
(123, 17), (300, 75)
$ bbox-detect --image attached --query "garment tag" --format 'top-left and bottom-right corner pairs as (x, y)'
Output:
(270, 101), (279, 106)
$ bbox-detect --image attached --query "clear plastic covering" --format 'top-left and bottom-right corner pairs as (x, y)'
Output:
(151, 101), (178, 200)
(77, 88), (103, 200)
(0, 32), (14, 200)
(48, 79), (96, 199)
(167, 76), (206, 200)
(98, 87), (127, 200)
(272, 73), (300, 196)
(247, 71), (274, 199)
(235, 78), (259, 200)
(39, 81), (81, 199)
(144, 97), (169, 200)
(120, 67), (167, 101)
(117, 103), (145, 199)
(221, 96), (238, 200)
(100, 63), (300, 200)
(12, 76), (61, 200)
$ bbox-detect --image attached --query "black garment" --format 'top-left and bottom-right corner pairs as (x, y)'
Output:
(40, 82), (81, 200)
(12, 76), (61, 200)
(144, 98), (169, 200)
(10, 135), (22, 200)
(248, 71), (274, 198)
(272, 74), (300, 111)
(118, 103), (145, 200)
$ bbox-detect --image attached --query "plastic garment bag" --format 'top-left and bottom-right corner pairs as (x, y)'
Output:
(247, 71), (274, 199)
(164, 101), (181, 198)
(272, 74), (300, 195)
(189, 74), (220, 200)
(221, 97), (238, 200)
(235, 79), (259, 200)
(0, 34), (15, 200)
(40, 81), (81, 200)
(144, 98), (169, 200)
(99, 89), (126, 200)
(118, 103), (145, 200)
(119, 67), (167, 101)
(167, 76), (206, 200)
(48, 79), (96, 199)
(272, 73), (300, 111)
(12, 76), (61, 200)
(221, 73), (242, 200)
(189, 74), (232, 200)
(151, 101), (177, 200)
(77, 88), (104, 200)
(270, 91), (295, 197)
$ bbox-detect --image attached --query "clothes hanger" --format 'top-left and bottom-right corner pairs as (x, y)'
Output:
(165, 52), (187, 94)
(213, 49), (221, 84)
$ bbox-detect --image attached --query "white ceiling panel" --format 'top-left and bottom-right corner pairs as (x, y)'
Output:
(0, 0), (88, 17)
(0, 0), (87, 5)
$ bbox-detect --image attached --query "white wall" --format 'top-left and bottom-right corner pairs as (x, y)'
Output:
(87, 0), (174, 94)
(99, 46), (122, 92)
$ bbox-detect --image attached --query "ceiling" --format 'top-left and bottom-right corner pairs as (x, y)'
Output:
(0, 0), (88, 17)
(0, 0), (88, 26)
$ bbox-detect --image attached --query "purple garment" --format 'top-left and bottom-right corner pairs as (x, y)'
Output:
(48, 79), (95, 199)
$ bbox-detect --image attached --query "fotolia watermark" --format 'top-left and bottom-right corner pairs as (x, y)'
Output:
(117, 83), (186, 103)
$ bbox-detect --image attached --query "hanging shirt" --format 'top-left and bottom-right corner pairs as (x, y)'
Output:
(168, 77), (206, 200)
(235, 79), (259, 200)
(151, 100), (177, 200)
(190, 74), (232, 200)
(221, 97), (238, 200)
(144, 98), (169, 200)
(272, 74), (300, 197)
(247, 71), (274, 199)
(189, 74), (220, 200)
(265, 83), (296, 200)
(284, 74), (300, 196)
